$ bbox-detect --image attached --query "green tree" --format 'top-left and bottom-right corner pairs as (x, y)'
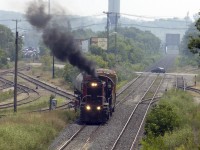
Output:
(145, 103), (180, 137)
(116, 27), (161, 54)
(72, 29), (96, 39)
(0, 24), (16, 60)
(0, 48), (8, 68)
(86, 54), (108, 68)
(40, 55), (52, 71)
(39, 40), (50, 56)
(188, 13), (200, 54)
(90, 45), (105, 56)
(63, 63), (79, 83)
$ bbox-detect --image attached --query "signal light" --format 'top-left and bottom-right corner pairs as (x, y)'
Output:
(91, 82), (98, 87)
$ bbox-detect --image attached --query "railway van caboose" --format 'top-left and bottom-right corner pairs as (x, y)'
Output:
(74, 68), (117, 123)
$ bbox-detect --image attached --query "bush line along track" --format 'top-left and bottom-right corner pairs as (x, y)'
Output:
(56, 73), (165, 150)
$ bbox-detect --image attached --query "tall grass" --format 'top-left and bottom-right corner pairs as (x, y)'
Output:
(0, 90), (13, 102)
(141, 89), (200, 150)
(0, 110), (78, 150)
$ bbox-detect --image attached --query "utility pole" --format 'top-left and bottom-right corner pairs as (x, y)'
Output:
(49, 0), (55, 79)
(103, 11), (111, 51)
(13, 19), (20, 112)
(114, 13), (118, 63)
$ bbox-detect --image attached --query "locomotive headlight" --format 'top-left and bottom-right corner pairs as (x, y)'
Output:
(86, 105), (91, 111)
(91, 82), (98, 87)
(96, 106), (101, 110)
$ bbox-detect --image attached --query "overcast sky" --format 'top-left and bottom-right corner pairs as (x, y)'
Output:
(0, 0), (199, 19)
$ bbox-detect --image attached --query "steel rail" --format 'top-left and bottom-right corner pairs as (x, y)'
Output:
(56, 125), (86, 150)
(55, 74), (148, 150)
(116, 73), (151, 106)
(17, 72), (74, 99)
(129, 74), (165, 150)
(110, 74), (159, 150)
(80, 126), (101, 150)
(116, 74), (142, 97)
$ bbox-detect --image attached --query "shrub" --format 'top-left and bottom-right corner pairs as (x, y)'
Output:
(0, 90), (13, 102)
(163, 126), (195, 149)
(141, 90), (200, 149)
(145, 103), (180, 137)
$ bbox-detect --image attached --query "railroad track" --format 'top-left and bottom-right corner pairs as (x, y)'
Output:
(0, 66), (75, 99)
(53, 74), (148, 150)
(16, 72), (76, 112)
(110, 74), (165, 150)
(0, 77), (41, 109)
(186, 86), (200, 93)
(0, 67), (75, 112)
(0, 78), (11, 90)
(53, 73), (165, 150)
(17, 72), (74, 99)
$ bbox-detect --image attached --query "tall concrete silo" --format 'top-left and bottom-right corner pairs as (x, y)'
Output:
(108, 0), (120, 26)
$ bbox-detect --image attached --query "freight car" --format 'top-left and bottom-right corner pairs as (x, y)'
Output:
(74, 68), (117, 123)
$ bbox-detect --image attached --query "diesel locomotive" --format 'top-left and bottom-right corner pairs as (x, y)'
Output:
(74, 68), (117, 123)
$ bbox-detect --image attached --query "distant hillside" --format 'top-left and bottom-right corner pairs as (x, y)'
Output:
(119, 17), (191, 42)
(0, 10), (30, 30)
(0, 10), (41, 48)
(68, 15), (192, 43)
(0, 10), (192, 48)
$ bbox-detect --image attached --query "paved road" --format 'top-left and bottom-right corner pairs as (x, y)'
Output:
(29, 63), (65, 68)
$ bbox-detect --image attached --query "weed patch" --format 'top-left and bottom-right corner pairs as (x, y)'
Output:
(0, 110), (78, 150)
(141, 89), (200, 150)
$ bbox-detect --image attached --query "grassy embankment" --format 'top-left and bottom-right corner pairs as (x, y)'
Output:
(0, 111), (78, 150)
(0, 64), (78, 150)
(141, 89), (200, 149)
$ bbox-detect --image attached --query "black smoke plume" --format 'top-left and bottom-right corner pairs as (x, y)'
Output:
(26, 0), (51, 29)
(25, 0), (96, 76)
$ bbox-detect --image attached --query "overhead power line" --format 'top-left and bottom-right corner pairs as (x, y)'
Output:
(0, 19), (14, 22)
(0, 12), (192, 32)
(120, 12), (179, 20)
(107, 12), (191, 21)
(67, 14), (104, 20)
(119, 23), (190, 30)
(72, 23), (105, 30)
